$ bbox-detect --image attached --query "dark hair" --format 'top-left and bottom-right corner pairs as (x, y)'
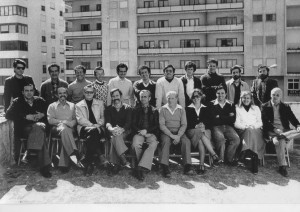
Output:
(258, 65), (270, 72)
(207, 58), (218, 66)
(116, 63), (128, 74)
(94, 66), (104, 76)
(47, 63), (60, 73)
(191, 88), (204, 99)
(215, 85), (226, 93)
(13, 59), (26, 68)
(185, 61), (196, 72)
(74, 65), (86, 74)
(230, 65), (242, 73)
(83, 84), (95, 93)
(23, 83), (34, 90)
(163, 64), (175, 73)
(110, 88), (123, 97)
(140, 89), (151, 97)
(138, 65), (151, 75)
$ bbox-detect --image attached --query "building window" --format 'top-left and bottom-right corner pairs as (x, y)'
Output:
(60, 47), (64, 54)
(266, 58), (276, 67)
(80, 5), (89, 12)
(110, 21), (118, 29)
(0, 41), (28, 51)
(253, 15), (263, 22)
(180, 19), (199, 27)
(220, 0), (237, 3)
(266, 36), (276, 44)
(59, 11), (63, 16)
(216, 17), (237, 25)
(120, 41), (129, 49)
(81, 62), (91, 70)
(51, 47), (56, 58)
(120, 1), (128, 8)
(180, 0), (200, 5)
(51, 18), (55, 29)
(120, 21), (128, 28)
(50, 1), (55, 10)
(96, 4), (101, 11)
(110, 1), (118, 9)
(51, 32), (56, 39)
(42, 63), (47, 73)
(158, 0), (169, 7)
(252, 36), (263, 45)
(110, 61), (119, 69)
(42, 36), (46, 42)
(41, 14), (46, 22)
(0, 24), (28, 34)
(41, 46), (47, 53)
(266, 14), (276, 22)
(158, 20), (169, 28)
(158, 40), (169, 48)
(180, 39), (200, 48)
(0, 5), (27, 17)
(144, 61), (155, 69)
(81, 24), (90, 31)
(144, 41), (155, 48)
(97, 42), (102, 50)
(180, 60), (200, 69)
(60, 62), (64, 73)
(0, 58), (28, 68)
(97, 61), (102, 67)
(110, 41), (118, 49)
(81, 43), (90, 50)
(144, 21), (154, 28)
(253, 59), (263, 67)
(96, 23), (102, 30)
(219, 59), (237, 68)
(159, 60), (169, 69)
(144, 1), (154, 8)
(216, 38), (237, 47)
(288, 79), (300, 95)
(41, 5), (45, 11)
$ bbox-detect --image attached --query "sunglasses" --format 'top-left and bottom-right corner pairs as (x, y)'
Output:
(85, 91), (94, 94)
(16, 66), (25, 70)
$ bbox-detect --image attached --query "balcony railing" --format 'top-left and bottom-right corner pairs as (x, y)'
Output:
(64, 30), (102, 38)
(137, 2), (244, 14)
(137, 46), (244, 54)
(65, 50), (102, 57)
(138, 24), (243, 34)
(64, 11), (101, 19)
(287, 20), (300, 27)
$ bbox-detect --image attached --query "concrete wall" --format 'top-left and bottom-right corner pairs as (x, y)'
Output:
(0, 118), (14, 166)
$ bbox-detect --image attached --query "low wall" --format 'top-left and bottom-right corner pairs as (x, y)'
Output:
(0, 118), (14, 166)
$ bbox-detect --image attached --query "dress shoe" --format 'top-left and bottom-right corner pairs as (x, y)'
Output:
(83, 163), (95, 176)
(212, 154), (223, 167)
(60, 167), (69, 174)
(197, 165), (207, 175)
(40, 166), (52, 178)
(99, 154), (109, 167)
(279, 166), (289, 177)
(136, 167), (145, 181)
(251, 153), (258, 174)
(161, 164), (171, 178)
(226, 160), (238, 167)
(183, 164), (194, 175)
(120, 154), (131, 169)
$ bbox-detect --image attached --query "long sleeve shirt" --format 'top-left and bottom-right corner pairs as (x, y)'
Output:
(133, 79), (156, 107)
(91, 80), (109, 105)
(67, 79), (92, 104)
(234, 105), (263, 130)
(155, 77), (185, 109)
(104, 103), (132, 131)
(47, 100), (76, 128)
(200, 73), (226, 103)
(209, 99), (236, 127)
(107, 76), (134, 106)
(226, 79), (250, 105)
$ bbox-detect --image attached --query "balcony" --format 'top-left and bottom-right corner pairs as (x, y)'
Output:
(65, 50), (102, 58)
(138, 24), (243, 35)
(64, 11), (101, 20)
(65, 69), (95, 75)
(137, 2), (244, 14)
(64, 30), (101, 38)
(287, 20), (300, 28)
(137, 46), (244, 55)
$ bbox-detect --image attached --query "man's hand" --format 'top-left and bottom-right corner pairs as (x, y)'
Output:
(216, 115), (220, 119)
(34, 112), (44, 121)
(172, 135), (180, 145)
(25, 114), (35, 121)
(229, 113), (234, 117)
(139, 129), (147, 136)
(296, 126), (300, 132)
(274, 128), (283, 135)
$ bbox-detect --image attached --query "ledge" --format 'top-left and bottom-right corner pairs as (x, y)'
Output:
(0, 118), (14, 166)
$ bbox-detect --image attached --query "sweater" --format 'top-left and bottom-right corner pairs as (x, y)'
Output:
(234, 105), (262, 130)
(200, 73), (226, 103)
(209, 99), (236, 126)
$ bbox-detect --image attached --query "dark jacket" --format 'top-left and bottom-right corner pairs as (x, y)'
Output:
(132, 105), (159, 138)
(200, 73), (226, 104)
(180, 75), (202, 107)
(261, 101), (300, 133)
(5, 96), (47, 135)
(4, 75), (38, 111)
(208, 100), (236, 127)
(133, 79), (156, 107)
(251, 77), (278, 106)
(186, 105), (212, 130)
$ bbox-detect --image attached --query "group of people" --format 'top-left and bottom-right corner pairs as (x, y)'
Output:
(3, 58), (300, 181)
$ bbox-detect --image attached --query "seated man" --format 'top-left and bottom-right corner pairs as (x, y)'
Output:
(159, 91), (193, 178)
(105, 88), (132, 173)
(5, 83), (51, 178)
(75, 84), (106, 176)
(209, 86), (240, 165)
(131, 90), (159, 181)
(262, 87), (300, 177)
(47, 87), (80, 173)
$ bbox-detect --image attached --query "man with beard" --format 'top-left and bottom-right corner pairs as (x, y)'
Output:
(105, 88), (132, 174)
(226, 65), (250, 105)
(200, 58), (226, 105)
(40, 64), (68, 107)
(251, 65), (278, 107)
(5, 83), (52, 178)
(47, 87), (80, 173)
(155, 64), (185, 109)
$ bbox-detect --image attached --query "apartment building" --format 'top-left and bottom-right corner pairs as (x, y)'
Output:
(64, 0), (299, 102)
(0, 0), (66, 106)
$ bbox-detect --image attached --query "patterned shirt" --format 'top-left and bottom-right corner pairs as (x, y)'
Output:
(92, 80), (108, 105)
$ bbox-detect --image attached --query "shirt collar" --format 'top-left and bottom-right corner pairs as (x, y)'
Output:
(117, 76), (126, 81)
(185, 74), (194, 80)
(56, 100), (71, 107)
(213, 99), (231, 105)
(162, 103), (182, 112)
(188, 103), (206, 109)
(271, 100), (280, 107)
(95, 79), (104, 85)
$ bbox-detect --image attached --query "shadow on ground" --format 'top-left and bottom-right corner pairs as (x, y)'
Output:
(1, 153), (300, 199)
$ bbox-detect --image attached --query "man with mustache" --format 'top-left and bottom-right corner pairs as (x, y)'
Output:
(47, 87), (80, 173)
(226, 65), (250, 105)
(105, 88), (132, 174)
(251, 65), (278, 107)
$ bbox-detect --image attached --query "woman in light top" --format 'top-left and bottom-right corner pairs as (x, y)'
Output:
(234, 91), (265, 174)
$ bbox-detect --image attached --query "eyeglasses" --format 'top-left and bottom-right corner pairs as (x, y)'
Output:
(193, 95), (201, 99)
(16, 66), (25, 70)
(85, 91), (94, 94)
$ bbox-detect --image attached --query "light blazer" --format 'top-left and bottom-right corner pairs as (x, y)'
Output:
(226, 79), (250, 104)
(75, 98), (105, 134)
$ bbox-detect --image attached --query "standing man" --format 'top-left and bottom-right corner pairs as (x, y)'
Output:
(68, 65), (92, 104)
(133, 65), (156, 107)
(4, 59), (38, 111)
(200, 58), (226, 105)
(251, 65), (278, 107)
(180, 61), (202, 107)
(226, 65), (250, 105)
(131, 90), (159, 181)
(47, 87), (79, 173)
(105, 88), (132, 173)
(159, 91), (193, 178)
(156, 64), (185, 109)
(262, 88), (300, 177)
(5, 83), (51, 178)
(107, 63), (134, 106)
(209, 86), (240, 165)
(40, 64), (68, 107)
(91, 66), (109, 105)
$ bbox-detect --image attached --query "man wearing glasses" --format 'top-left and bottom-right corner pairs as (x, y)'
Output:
(4, 59), (38, 112)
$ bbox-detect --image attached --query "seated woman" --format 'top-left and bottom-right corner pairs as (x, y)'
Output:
(234, 91), (265, 174)
(186, 89), (221, 174)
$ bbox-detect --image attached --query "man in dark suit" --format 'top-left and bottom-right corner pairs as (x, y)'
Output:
(4, 59), (38, 112)
(262, 88), (300, 177)
(251, 65), (278, 107)
(180, 61), (202, 107)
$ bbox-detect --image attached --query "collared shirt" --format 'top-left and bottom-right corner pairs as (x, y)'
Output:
(163, 104), (183, 115)
(107, 76), (134, 106)
(68, 78), (92, 104)
(143, 81), (150, 87)
(47, 100), (76, 127)
(188, 103), (206, 116)
(25, 98), (34, 106)
(186, 75), (194, 99)
(213, 99), (231, 108)
(271, 100), (284, 130)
